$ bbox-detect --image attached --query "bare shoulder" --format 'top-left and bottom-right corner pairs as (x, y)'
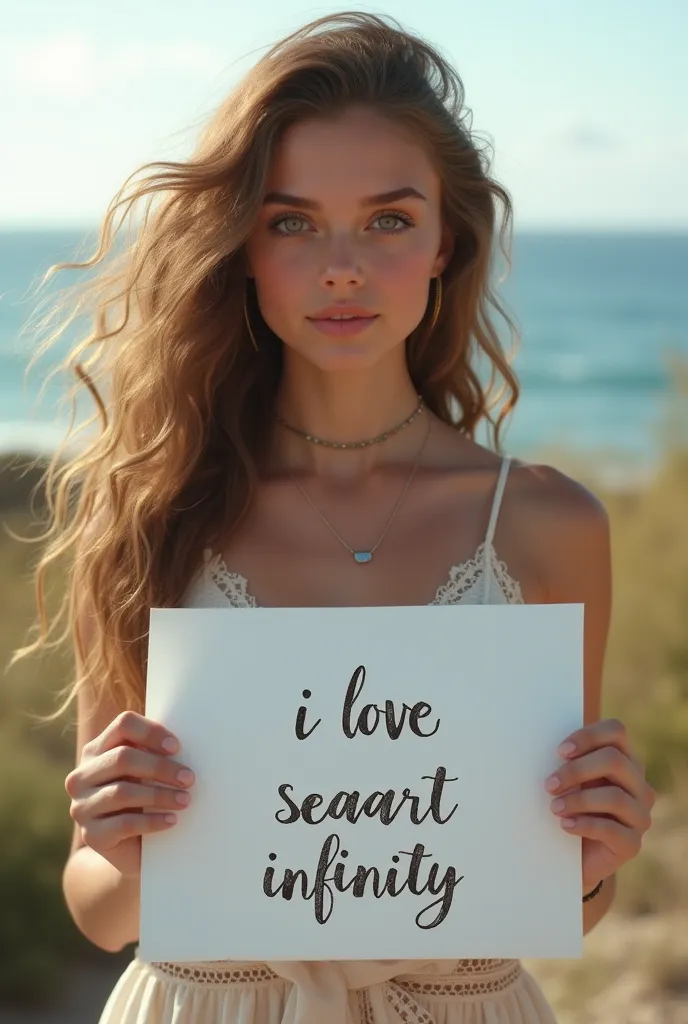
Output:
(507, 458), (611, 600)
(509, 458), (609, 532)
(440, 426), (609, 535)
(434, 427), (609, 553)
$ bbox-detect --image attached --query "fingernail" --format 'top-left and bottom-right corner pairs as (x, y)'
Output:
(560, 817), (576, 829)
(177, 769), (195, 786)
(545, 774), (560, 792)
(162, 737), (179, 753)
(558, 741), (576, 757)
(175, 791), (190, 805)
(551, 798), (566, 813)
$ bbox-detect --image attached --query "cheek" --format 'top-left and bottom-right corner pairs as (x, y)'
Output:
(378, 250), (435, 319)
(252, 244), (310, 321)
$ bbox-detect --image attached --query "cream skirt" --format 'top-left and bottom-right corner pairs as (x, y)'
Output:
(98, 957), (558, 1024)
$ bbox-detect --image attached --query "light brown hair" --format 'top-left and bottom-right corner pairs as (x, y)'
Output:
(11, 11), (520, 720)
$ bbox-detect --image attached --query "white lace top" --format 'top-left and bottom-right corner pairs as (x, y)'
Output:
(182, 455), (524, 609)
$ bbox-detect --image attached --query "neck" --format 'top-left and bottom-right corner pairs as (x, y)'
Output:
(271, 352), (425, 480)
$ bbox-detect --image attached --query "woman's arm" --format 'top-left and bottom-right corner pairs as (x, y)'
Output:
(62, 594), (142, 953)
(529, 466), (616, 934)
(63, 842), (140, 953)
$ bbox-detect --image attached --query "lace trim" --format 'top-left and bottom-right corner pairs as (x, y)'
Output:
(398, 961), (523, 997)
(488, 544), (525, 604)
(358, 989), (376, 1024)
(203, 543), (524, 609)
(147, 958), (521, 993)
(429, 541), (524, 605)
(149, 961), (279, 986)
(384, 984), (435, 1023)
(452, 958), (513, 974)
(204, 550), (257, 608)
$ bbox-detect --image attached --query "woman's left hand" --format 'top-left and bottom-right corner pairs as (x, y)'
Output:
(546, 717), (656, 893)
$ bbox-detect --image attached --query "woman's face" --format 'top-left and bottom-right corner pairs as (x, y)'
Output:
(244, 105), (454, 372)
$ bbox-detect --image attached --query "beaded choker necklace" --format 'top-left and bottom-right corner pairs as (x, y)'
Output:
(277, 397), (425, 451)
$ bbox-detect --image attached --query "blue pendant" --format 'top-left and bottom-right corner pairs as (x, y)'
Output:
(354, 551), (373, 564)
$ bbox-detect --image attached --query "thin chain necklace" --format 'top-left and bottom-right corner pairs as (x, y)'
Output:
(290, 415), (432, 564)
(277, 397), (424, 450)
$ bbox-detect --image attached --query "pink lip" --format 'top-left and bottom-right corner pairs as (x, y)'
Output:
(307, 316), (378, 337)
(310, 305), (377, 319)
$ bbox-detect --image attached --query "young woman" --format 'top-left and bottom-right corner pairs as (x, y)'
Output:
(15, 11), (655, 1024)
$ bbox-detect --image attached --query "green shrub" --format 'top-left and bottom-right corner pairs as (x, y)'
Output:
(0, 730), (85, 1004)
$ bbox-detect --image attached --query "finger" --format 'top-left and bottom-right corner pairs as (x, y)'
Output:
(642, 780), (657, 812)
(558, 718), (635, 763)
(550, 785), (652, 833)
(80, 811), (178, 851)
(82, 745), (194, 792)
(73, 780), (192, 823)
(546, 746), (646, 799)
(85, 710), (180, 759)
(558, 814), (643, 858)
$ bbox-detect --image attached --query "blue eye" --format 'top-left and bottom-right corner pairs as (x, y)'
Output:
(267, 210), (415, 237)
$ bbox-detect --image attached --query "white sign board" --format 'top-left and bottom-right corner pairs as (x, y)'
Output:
(139, 604), (583, 962)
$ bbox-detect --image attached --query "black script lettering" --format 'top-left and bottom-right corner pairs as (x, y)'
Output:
(262, 853), (310, 902)
(396, 845), (465, 929)
(421, 767), (459, 824)
(342, 666), (377, 737)
(301, 792), (324, 820)
(415, 862), (464, 930)
(262, 835), (341, 924)
(409, 702), (441, 737)
(273, 772), (459, 827)
(275, 784), (300, 824)
(312, 832), (340, 923)
(263, 838), (464, 929)
(295, 688), (321, 740)
(342, 666), (441, 740)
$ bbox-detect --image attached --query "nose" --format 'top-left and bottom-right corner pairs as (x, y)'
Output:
(317, 248), (365, 289)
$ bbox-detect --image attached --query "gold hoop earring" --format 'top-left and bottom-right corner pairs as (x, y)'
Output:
(428, 275), (442, 333)
(243, 284), (260, 353)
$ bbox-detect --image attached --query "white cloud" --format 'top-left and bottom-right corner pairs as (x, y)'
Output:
(5, 35), (97, 96)
(1, 35), (224, 97)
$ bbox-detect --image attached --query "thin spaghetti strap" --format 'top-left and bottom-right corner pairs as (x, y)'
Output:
(482, 455), (512, 603)
(485, 455), (512, 549)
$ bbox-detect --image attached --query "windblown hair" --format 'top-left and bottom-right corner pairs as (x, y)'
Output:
(11, 11), (520, 720)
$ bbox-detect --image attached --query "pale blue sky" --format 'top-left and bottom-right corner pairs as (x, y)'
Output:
(1, 0), (686, 230)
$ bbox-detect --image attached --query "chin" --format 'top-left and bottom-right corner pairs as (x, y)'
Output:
(298, 334), (400, 370)
(313, 346), (386, 372)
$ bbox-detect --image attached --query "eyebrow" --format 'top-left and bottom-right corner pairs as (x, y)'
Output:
(261, 186), (428, 210)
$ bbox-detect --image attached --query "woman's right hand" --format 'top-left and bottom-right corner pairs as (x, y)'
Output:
(65, 710), (195, 879)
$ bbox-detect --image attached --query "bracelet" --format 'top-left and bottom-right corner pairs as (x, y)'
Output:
(582, 879), (604, 903)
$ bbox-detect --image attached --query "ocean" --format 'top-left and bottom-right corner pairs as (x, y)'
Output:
(1, 229), (686, 485)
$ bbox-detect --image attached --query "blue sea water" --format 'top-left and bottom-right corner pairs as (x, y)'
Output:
(0, 229), (686, 483)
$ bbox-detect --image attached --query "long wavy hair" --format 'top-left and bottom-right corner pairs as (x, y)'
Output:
(10, 10), (520, 721)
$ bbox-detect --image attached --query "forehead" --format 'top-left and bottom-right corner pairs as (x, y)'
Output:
(267, 106), (440, 204)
